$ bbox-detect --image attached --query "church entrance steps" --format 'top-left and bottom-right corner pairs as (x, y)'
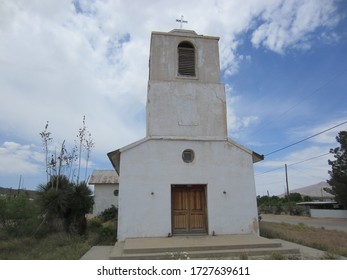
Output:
(109, 234), (300, 260)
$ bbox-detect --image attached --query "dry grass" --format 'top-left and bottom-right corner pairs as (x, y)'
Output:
(260, 221), (347, 257)
(0, 219), (117, 259)
(0, 233), (92, 259)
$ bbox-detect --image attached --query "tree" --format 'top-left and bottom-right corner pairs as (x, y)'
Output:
(326, 131), (347, 209)
(285, 192), (302, 203)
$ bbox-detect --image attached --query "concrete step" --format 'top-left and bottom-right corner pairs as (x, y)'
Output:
(109, 234), (300, 260)
(123, 240), (282, 254)
(110, 246), (300, 260)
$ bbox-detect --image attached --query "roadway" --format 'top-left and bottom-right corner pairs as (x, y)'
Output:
(261, 214), (347, 233)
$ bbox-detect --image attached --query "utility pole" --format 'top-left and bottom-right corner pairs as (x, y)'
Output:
(18, 174), (22, 195)
(285, 164), (291, 214)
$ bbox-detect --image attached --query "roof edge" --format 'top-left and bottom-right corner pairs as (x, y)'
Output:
(151, 30), (219, 41)
(107, 149), (121, 175)
(227, 137), (264, 163)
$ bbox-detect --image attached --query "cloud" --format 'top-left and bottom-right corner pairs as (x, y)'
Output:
(0, 0), (343, 189)
(253, 117), (347, 195)
(251, 0), (340, 54)
(226, 86), (259, 135)
(287, 118), (347, 145)
(0, 141), (43, 175)
(0, 0), (147, 153)
(255, 144), (334, 196)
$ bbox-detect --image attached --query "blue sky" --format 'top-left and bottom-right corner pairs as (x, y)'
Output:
(1, 0), (346, 196)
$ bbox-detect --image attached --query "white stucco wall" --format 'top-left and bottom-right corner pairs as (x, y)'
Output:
(117, 138), (259, 241)
(149, 30), (221, 83)
(146, 29), (227, 139)
(147, 81), (227, 138)
(93, 183), (119, 215)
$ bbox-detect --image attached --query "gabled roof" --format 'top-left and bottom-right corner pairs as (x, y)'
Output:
(107, 136), (264, 175)
(89, 170), (119, 184)
(226, 137), (264, 163)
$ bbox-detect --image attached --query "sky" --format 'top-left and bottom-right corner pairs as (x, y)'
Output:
(1, 0), (347, 196)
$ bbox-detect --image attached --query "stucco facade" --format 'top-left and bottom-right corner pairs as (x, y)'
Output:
(108, 29), (263, 241)
(89, 170), (119, 215)
(147, 30), (226, 138)
(115, 138), (259, 241)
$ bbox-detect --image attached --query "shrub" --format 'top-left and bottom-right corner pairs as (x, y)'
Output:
(290, 206), (305, 216)
(99, 205), (118, 222)
(37, 176), (94, 235)
(88, 218), (103, 232)
(0, 194), (41, 237)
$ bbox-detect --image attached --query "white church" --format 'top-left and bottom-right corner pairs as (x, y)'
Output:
(108, 29), (263, 242)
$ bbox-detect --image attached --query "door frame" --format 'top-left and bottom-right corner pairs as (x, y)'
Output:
(171, 184), (208, 235)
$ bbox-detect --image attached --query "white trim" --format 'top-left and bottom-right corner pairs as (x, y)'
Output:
(118, 136), (254, 156)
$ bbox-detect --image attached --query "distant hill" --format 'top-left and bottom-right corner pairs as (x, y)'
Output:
(280, 181), (334, 199)
(0, 186), (38, 199)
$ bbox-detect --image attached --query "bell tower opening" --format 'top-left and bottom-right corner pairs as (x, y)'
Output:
(178, 41), (195, 77)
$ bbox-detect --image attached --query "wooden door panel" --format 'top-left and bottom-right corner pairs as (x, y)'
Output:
(172, 189), (188, 210)
(172, 185), (207, 234)
(172, 187), (189, 233)
(172, 213), (189, 232)
(189, 188), (206, 232)
(190, 213), (206, 232)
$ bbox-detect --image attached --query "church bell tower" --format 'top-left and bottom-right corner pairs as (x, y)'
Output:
(146, 29), (227, 139)
(108, 28), (262, 242)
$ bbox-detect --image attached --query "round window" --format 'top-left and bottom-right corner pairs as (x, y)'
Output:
(113, 190), (119, 196)
(182, 149), (195, 163)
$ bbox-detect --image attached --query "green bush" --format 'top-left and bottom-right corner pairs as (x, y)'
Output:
(99, 205), (118, 222)
(290, 206), (305, 216)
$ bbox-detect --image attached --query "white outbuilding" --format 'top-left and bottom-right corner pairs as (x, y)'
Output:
(89, 170), (119, 215)
(108, 29), (263, 242)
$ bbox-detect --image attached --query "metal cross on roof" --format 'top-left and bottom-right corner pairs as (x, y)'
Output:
(176, 15), (188, 29)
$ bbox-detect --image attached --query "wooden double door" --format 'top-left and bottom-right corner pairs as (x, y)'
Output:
(171, 185), (207, 235)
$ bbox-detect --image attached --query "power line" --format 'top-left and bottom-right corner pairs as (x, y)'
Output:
(287, 152), (330, 167)
(270, 68), (347, 123)
(255, 166), (283, 176)
(246, 68), (347, 137)
(255, 152), (330, 176)
(289, 166), (327, 181)
(265, 120), (347, 157)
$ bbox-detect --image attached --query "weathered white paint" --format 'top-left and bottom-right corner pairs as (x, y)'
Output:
(147, 30), (227, 139)
(149, 30), (221, 83)
(93, 183), (119, 215)
(89, 170), (119, 215)
(147, 81), (226, 138)
(111, 29), (261, 241)
(310, 209), (347, 218)
(117, 138), (259, 241)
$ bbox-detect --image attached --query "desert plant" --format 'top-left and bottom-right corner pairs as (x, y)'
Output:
(37, 176), (93, 235)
